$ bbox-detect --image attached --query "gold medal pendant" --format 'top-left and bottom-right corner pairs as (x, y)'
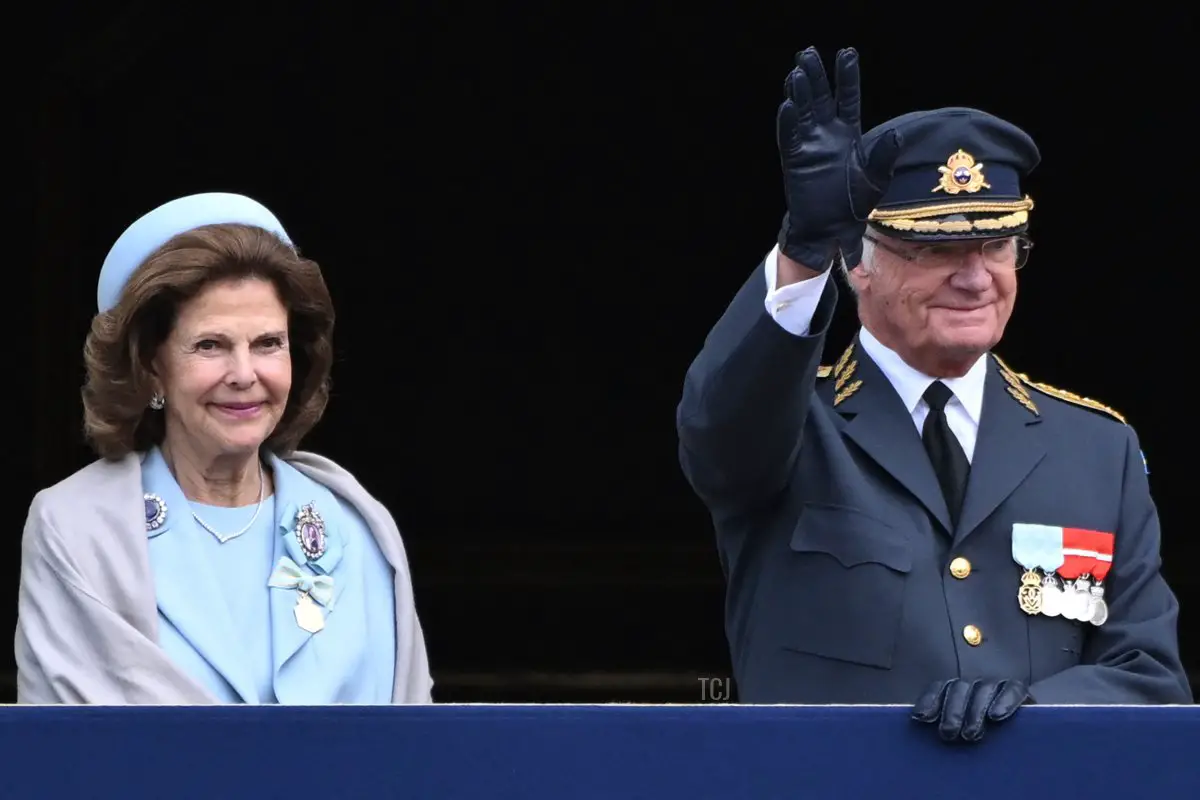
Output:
(1018, 569), (1043, 615)
(294, 592), (325, 634)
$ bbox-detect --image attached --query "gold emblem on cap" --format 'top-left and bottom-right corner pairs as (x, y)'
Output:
(933, 149), (991, 195)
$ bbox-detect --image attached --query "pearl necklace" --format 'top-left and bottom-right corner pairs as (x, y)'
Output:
(190, 461), (266, 544)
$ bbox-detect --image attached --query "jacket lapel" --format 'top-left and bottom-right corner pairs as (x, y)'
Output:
(142, 448), (257, 703)
(830, 340), (954, 534)
(954, 355), (1046, 545)
(267, 453), (347, 678)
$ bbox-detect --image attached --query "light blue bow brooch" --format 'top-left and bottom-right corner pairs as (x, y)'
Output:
(268, 555), (335, 633)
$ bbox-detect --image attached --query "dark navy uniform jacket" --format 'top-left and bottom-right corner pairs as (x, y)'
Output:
(676, 260), (1192, 705)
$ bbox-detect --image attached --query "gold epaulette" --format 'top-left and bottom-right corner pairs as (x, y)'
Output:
(1023, 380), (1128, 425)
(992, 354), (1128, 425)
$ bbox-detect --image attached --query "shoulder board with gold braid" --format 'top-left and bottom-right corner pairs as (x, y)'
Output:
(991, 354), (1128, 425)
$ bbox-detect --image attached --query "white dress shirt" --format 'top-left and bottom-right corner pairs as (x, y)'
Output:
(761, 244), (987, 462)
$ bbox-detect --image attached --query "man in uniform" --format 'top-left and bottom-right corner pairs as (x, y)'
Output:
(675, 46), (1192, 742)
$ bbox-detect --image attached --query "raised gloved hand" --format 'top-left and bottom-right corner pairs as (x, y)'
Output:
(911, 678), (1029, 743)
(775, 46), (902, 271)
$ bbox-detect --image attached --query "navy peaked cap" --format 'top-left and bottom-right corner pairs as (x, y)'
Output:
(863, 107), (1040, 241)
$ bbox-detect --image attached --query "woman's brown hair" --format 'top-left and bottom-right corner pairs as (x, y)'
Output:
(82, 223), (335, 460)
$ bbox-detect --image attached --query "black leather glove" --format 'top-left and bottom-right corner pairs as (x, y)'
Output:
(911, 678), (1029, 743)
(775, 46), (903, 271)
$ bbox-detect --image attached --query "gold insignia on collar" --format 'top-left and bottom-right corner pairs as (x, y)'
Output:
(999, 369), (1022, 391)
(833, 343), (855, 378)
(993, 355), (1038, 416)
(1007, 386), (1040, 416)
(824, 341), (860, 402)
(933, 149), (991, 195)
(999, 369), (1034, 406)
(834, 379), (862, 407)
(817, 365), (832, 379)
(835, 360), (857, 392)
(991, 354), (1128, 425)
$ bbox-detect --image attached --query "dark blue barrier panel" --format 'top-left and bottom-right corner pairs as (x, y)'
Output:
(1, 704), (1197, 798)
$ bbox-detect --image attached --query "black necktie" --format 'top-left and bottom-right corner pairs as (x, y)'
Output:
(922, 381), (970, 528)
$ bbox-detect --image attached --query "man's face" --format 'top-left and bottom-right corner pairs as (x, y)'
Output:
(849, 233), (1022, 375)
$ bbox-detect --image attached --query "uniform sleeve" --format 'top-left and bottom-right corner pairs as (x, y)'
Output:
(676, 255), (838, 516)
(1028, 426), (1193, 704)
(14, 501), (214, 705)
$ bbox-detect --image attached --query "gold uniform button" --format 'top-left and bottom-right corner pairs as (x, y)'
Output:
(963, 625), (983, 646)
(949, 557), (971, 579)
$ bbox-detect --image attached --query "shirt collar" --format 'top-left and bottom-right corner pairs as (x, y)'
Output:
(856, 326), (988, 424)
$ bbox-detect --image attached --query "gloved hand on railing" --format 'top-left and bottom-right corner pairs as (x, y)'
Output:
(911, 677), (1029, 743)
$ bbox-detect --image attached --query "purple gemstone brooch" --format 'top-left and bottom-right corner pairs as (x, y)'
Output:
(295, 503), (327, 561)
(144, 493), (167, 532)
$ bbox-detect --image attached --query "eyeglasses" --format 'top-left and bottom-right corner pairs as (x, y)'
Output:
(863, 232), (1034, 270)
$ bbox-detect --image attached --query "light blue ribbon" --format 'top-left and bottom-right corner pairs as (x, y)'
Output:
(268, 555), (335, 607)
(1011, 523), (1065, 572)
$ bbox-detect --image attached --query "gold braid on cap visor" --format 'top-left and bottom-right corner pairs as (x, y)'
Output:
(868, 196), (1034, 234)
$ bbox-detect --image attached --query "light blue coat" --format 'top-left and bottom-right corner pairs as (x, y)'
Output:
(143, 447), (398, 704)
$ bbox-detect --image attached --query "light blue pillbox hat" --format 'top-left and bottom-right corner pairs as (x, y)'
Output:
(96, 192), (292, 314)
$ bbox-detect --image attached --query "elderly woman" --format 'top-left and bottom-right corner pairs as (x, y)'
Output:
(15, 192), (433, 704)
